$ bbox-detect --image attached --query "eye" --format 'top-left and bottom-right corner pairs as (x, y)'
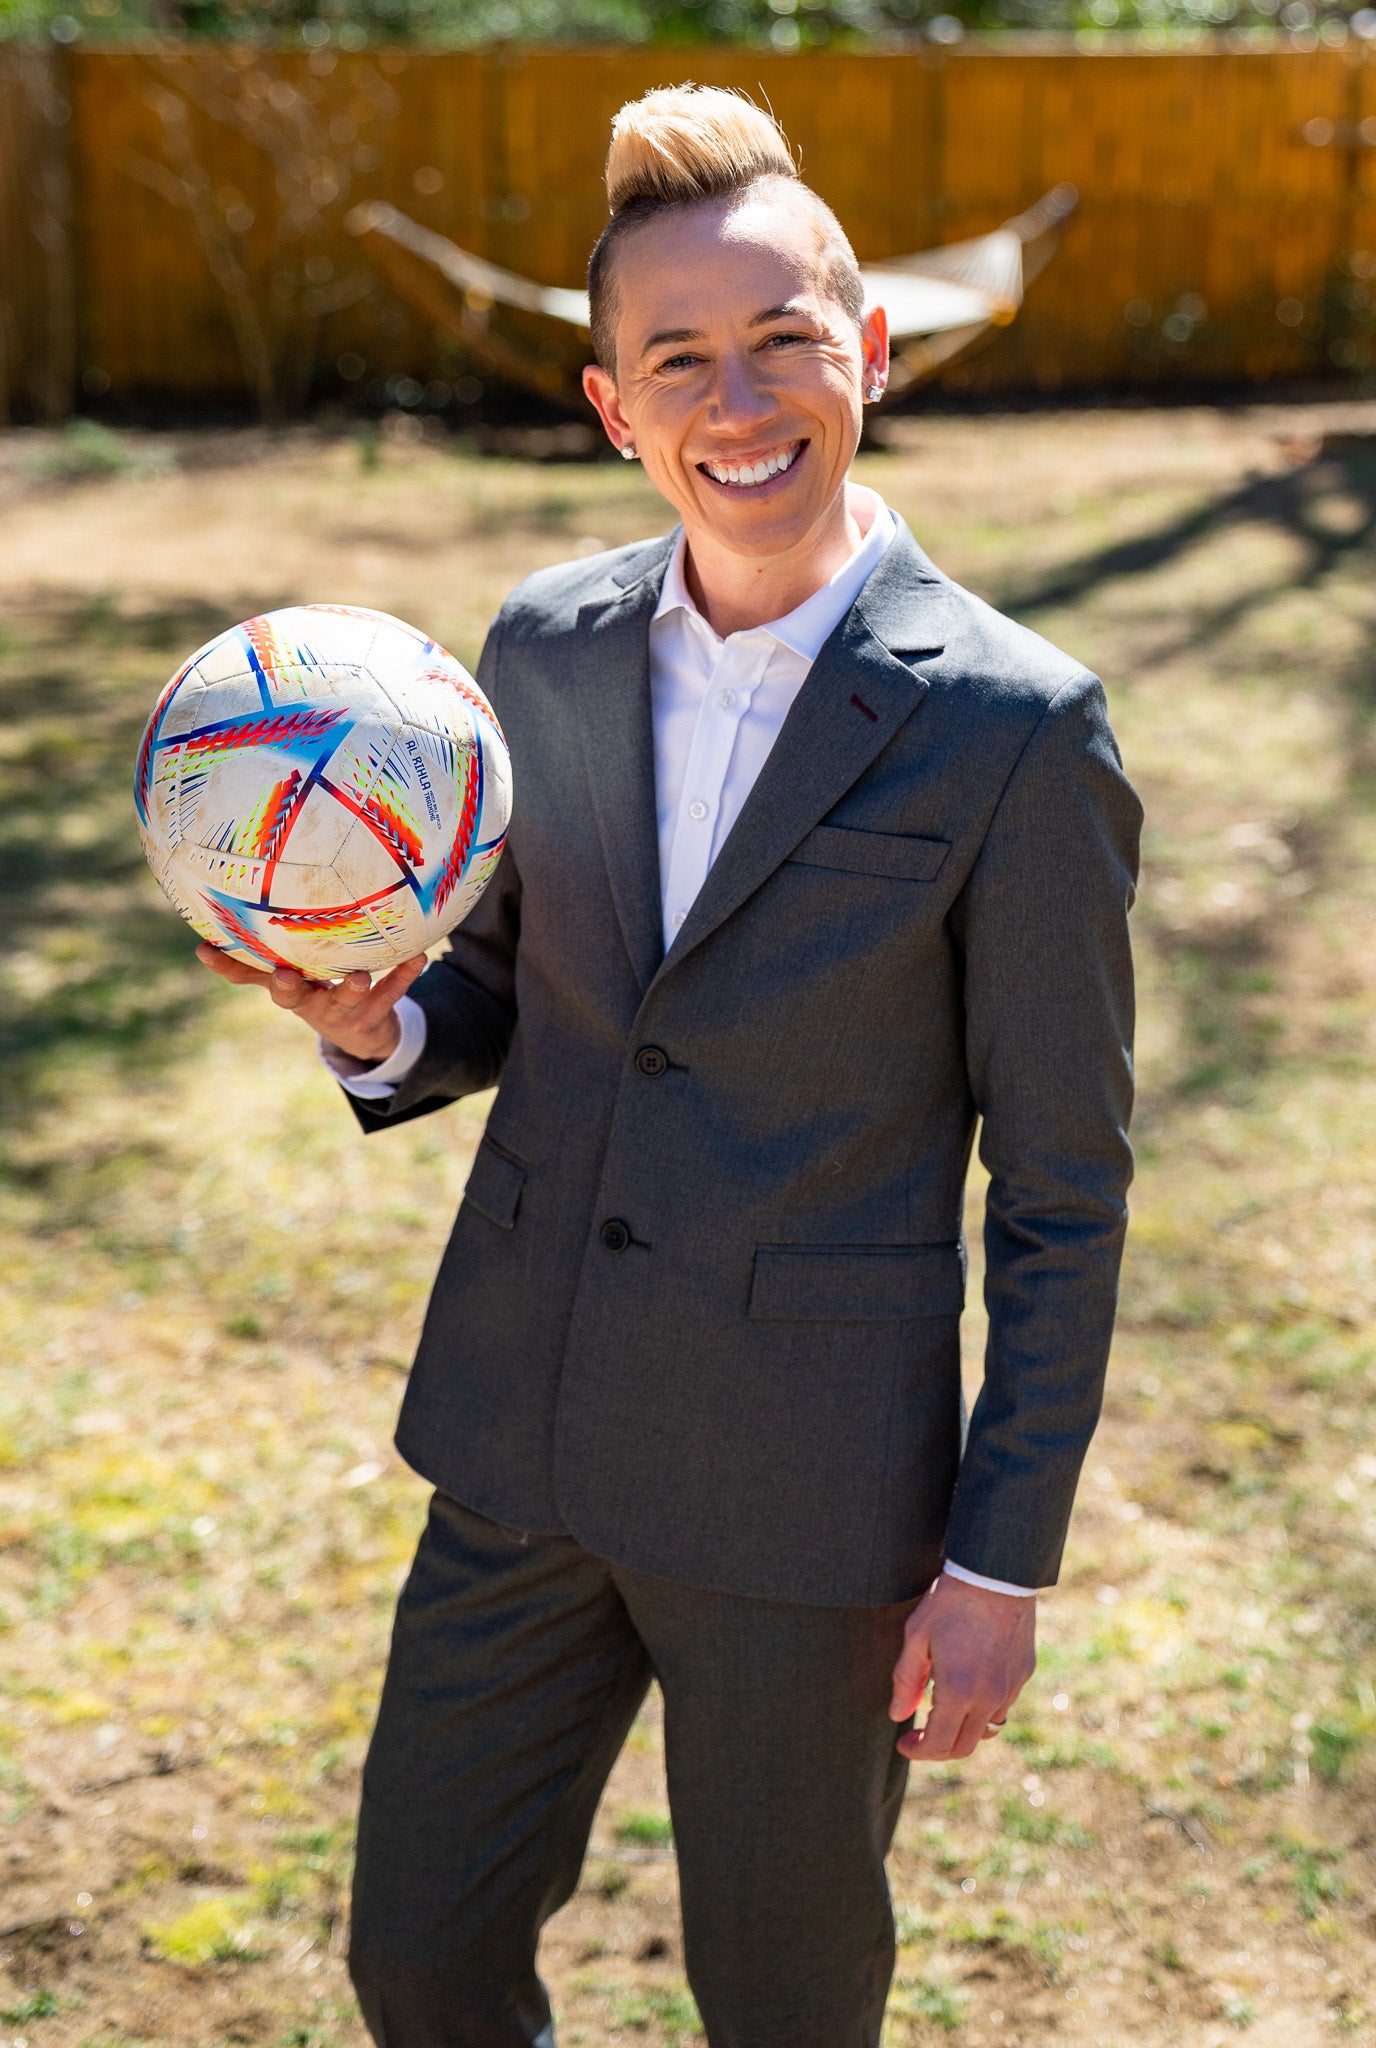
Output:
(657, 351), (704, 373)
(761, 330), (811, 350)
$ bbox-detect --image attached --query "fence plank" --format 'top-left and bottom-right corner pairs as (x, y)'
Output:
(0, 48), (75, 423)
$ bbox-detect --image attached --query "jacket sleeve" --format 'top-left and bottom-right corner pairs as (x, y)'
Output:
(942, 669), (1142, 1587)
(349, 614), (521, 1134)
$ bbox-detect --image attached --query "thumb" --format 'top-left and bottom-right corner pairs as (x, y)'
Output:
(890, 1618), (932, 1722)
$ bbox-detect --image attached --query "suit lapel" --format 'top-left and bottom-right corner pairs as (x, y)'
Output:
(651, 523), (951, 986)
(573, 537), (676, 994)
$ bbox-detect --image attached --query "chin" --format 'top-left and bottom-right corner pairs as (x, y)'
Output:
(694, 493), (827, 559)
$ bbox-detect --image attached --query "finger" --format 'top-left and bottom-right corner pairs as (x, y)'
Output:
(949, 1712), (993, 1760)
(196, 942), (275, 990)
(343, 954), (426, 1030)
(368, 954), (428, 1008)
(321, 970), (375, 1014)
(905, 1695), (984, 1763)
(896, 1703), (962, 1769)
(948, 1697), (1002, 1759)
(889, 1628), (932, 1722)
(975, 1664), (1030, 1746)
(1002, 1661), (1035, 1713)
(268, 967), (321, 1010)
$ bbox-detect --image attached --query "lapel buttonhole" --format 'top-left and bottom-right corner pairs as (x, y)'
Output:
(850, 693), (879, 723)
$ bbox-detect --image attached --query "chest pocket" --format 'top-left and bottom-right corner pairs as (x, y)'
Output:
(787, 823), (950, 883)
(462, 1135), (526, 1230)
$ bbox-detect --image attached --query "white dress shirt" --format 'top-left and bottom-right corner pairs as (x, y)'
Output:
(649, 488), (895, 954)
(322, 490), (1036, 1597)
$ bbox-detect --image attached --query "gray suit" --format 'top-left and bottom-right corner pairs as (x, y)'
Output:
(346, 520), (1140, 2048)
(357, 518), (1140, 1603)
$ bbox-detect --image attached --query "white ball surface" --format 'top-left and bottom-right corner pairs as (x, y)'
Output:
(135, 603), (512, 977)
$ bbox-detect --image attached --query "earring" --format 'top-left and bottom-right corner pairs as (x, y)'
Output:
(621, 444), (637, 461)
(865, 385), (885, 404)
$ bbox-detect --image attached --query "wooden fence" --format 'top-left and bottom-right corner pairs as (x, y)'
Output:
(0, 49), (75, 421)
(2, 42), (1375, 417)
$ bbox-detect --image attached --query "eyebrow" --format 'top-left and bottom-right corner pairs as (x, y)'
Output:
(639, 303), (815, 357)
(748, 302), (812, 328)
(641, 327), (700, 353)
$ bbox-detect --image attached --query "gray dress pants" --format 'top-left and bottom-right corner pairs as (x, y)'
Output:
(349, 1493), (916, 2048)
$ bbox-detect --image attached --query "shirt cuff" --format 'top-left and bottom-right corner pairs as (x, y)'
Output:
(942, 1560), (1038, 1598)
(319, 994), (428, 1101)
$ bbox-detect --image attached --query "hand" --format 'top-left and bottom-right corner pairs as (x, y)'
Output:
(195, 943), (427, 1065)
(889, 1572), (1037, 1762)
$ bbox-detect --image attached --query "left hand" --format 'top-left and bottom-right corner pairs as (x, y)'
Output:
(194, 943), (426, 1064)
(889, 1572), (1037, 1762)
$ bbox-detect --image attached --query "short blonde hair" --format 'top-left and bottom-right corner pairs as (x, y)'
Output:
(587, 84), (864, 373)
(605, 85), (796, 212)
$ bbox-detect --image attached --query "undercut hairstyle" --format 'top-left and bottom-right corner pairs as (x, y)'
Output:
(587, 85), (866, 374)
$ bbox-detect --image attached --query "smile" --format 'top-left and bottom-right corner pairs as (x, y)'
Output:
(698, 440), (805, 490)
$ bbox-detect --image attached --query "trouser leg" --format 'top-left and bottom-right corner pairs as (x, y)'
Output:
(348, 1493), (652, 2048)
(615, 1566), (915, 2048)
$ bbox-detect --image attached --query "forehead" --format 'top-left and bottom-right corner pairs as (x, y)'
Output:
(614, 190), (834, 351)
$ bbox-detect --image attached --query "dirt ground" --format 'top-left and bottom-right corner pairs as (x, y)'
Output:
(1, 399), (1375, 2048)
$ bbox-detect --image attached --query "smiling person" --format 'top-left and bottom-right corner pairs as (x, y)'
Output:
(200, 84), (1140, 2048)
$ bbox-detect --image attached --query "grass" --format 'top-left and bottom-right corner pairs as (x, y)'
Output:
(610, 1987), (702, 2038)
(140, 1896), (262, 1966)
(1, 1989), (63, 2020)
(613, 1810), (674, 1849)
(0, 405), (1374, 2044)
(885, 1976), (967, 2032)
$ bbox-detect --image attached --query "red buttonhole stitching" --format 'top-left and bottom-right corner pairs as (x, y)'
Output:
(850, 693), (879, 722)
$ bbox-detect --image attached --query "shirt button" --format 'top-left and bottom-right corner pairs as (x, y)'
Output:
(672, 910), (687, 928)
(688, 799), (709, 821)
(717, 690), (736, 709)
(635, 1045), (668, 1078)
(600, 1218), (631, 1253)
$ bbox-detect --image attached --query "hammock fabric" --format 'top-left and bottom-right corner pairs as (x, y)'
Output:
(345, 183), (1077, 406)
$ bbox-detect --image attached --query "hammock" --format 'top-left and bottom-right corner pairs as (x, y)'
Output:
(345, 182), (1077, 406)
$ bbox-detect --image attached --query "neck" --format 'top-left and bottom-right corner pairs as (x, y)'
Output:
(681, 483), (868, 638)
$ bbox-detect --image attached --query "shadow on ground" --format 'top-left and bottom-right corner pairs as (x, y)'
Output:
(1000, 434), (1376, 1108)
(0, 593), (287, 1147)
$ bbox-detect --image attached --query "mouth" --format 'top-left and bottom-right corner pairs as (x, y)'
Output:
(697, 439), (806, 491)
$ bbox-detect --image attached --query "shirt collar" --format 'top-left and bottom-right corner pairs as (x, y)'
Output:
(651, 486), (897, 663)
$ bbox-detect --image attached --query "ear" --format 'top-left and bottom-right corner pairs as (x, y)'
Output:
(861, 303), (890, 395)
(583, 364), (635, 456)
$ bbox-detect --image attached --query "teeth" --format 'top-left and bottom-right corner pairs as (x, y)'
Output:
(704, 443), (800, 488)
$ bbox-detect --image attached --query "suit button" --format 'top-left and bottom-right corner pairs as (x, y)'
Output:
(635, 1045), (668, 1078)
(600, 1218), (631, 1253)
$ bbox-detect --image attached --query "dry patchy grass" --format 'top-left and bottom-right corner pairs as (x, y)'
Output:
(0, 404), (1374, 2048)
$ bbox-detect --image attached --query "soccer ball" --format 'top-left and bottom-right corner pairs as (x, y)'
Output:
(135, 603), (512, 978)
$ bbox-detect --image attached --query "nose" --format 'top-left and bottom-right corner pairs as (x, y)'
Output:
(706, 347), (777, 439)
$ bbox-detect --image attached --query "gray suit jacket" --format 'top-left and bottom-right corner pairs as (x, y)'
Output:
(354, 519), (1141, 1606)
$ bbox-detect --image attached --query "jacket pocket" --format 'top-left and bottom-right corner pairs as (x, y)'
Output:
(787, 823), (950, 883)
(462, 1135), (526, 1230)
(749, 1243), (965, 1321)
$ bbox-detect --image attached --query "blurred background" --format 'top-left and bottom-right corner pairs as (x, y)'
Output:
(2, 9), (1376, 2048)
(2, 21), (1376, 426)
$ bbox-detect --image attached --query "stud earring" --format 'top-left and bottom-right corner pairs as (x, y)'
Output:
(865, 385), (885, 404)
(621, 444), (637, 461)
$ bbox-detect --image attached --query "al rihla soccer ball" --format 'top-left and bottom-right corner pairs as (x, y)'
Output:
(135, 604), (512, 978)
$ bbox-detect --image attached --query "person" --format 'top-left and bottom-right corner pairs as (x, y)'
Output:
(197, 85), (1141, 2048)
